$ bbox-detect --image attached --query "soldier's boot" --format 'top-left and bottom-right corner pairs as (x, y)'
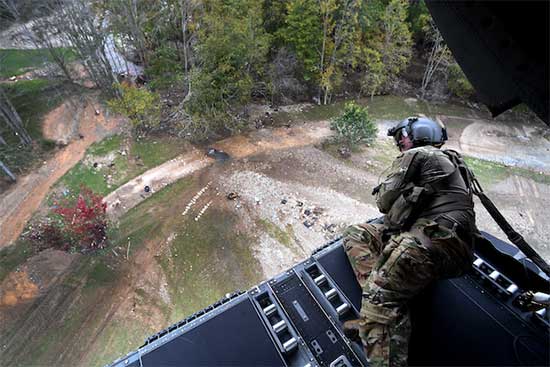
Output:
(342, 319), (362, 343)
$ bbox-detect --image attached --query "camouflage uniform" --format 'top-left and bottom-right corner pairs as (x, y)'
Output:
(343, 146), (476, 367)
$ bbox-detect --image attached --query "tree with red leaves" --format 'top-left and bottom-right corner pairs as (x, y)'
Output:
(53, 185), (108, 251)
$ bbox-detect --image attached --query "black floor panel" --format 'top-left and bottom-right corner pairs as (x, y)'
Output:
(271, 272), (362, 367)
(141, 297), (285, 366)
(315, 242), (362, 311)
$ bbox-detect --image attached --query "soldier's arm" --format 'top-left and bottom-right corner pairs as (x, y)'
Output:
(375, 150), (422, 213)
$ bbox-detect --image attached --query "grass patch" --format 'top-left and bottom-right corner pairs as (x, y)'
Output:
(464, 157), (509, 187)
(113, 175), (261, 323)
(85, 261), (117, 288)
(271, 95), (482, 126)
(87, 135), (123, 156)
(55, 135), (184, 198)
(57, 161), (113, 196)
(85, 320), (152, 367)
(0, 48), (77, 78)
(465, 156), (550, 188)
(3, 79), (65, 141)
(161, 208), (262, 322)
(256, 218), (294, 248)
(370, 140), (398, 168)
(0, 79), (69, 174)
(0, 240), (33, 282)
(131, 138), (183, 167)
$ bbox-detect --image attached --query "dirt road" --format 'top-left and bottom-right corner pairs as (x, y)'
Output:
(105, 122), (332, 219)
(0, 99), (126, 248)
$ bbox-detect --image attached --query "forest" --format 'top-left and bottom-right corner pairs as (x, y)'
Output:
(0, 0), (474, 176)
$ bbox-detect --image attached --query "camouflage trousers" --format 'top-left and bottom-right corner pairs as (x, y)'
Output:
(343, 218), (473, 367)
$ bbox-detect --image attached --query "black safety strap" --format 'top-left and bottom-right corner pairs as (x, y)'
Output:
(445, 150), (550, 278)
(474, 183), (550, 277)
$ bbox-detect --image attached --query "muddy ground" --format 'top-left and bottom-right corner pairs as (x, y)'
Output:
(0, 96), (127, 248)
(0, 102), (549, 366)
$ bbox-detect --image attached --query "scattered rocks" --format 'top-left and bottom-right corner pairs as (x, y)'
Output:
(194, 200), (212, 222)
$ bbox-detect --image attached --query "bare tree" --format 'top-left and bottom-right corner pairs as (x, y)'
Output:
(0, 87), (32, 145)
(269, 47), (306, 104)
(0, 0), (74, 82)
(420, 21), (451, 99)
(107, 0), (148, 66)
(179, 0), (200, 99)
(55, 0), (121, 98)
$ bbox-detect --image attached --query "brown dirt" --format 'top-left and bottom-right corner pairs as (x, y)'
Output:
(0, 97), (127, 248)
(443, 116), (550, 173)
(1, 110), (549, 366)
(0, 271), (37, 308)
(41, 102), (78, 145)
(105, 121), (332, 219)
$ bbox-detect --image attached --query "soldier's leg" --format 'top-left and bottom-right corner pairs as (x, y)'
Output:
(341, 223), (387, 342)
(342, 223), (386, 288)
(358, 232), (437, 367)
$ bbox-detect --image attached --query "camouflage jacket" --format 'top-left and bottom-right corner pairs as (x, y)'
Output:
(375, 146), (475, 230)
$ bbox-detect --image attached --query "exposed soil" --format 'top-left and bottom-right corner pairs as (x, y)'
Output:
(443, 117), (550, 173)
(105, 121), (332, 219)
(0, 97), (127, 248)
(1, 106), (549, 366)
(103, 115), (550, 277)
(0, 271), (37, 308)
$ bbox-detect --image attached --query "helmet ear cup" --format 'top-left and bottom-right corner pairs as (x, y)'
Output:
(412, 125), (434, 145)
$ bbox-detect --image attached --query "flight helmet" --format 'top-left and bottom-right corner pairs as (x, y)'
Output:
(387, 116), (448, 148)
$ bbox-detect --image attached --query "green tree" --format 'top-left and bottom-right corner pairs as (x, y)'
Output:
(407, 0), (430, 42)
(354, 0), (412, 98)
(447, 63), (475, 99)
(360, 48), (385, 99)
(379, 0), (412, 89)
(330, 101), (377, 147)
(318, 0), (361, 105)
(280, 0), (322, 82)
(187, 0), (270, 137)
(108, 84), (161, 130)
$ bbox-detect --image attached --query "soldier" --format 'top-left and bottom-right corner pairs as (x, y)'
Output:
(343, 117), (478, 366)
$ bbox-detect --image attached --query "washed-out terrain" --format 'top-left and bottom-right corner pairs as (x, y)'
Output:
(1, 95), (549, 366)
